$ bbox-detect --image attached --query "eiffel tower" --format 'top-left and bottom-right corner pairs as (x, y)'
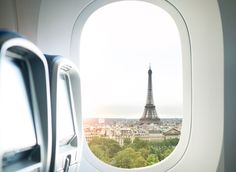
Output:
(140, 66), (160, 125)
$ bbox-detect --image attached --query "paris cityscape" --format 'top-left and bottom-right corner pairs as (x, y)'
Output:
(83, 67), (182, 168)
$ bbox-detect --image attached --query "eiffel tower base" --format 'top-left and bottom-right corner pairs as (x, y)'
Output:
(139, 117), (160, 125)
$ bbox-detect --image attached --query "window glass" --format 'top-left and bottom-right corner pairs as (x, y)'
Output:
(81, 1), (183, 168)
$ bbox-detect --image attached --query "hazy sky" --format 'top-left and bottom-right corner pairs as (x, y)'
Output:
(80, 1), (183, 119)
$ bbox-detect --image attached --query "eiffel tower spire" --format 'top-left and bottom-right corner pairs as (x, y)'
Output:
(140, 66), (160, 124)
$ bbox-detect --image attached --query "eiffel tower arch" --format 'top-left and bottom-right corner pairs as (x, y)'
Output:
(140, 66), (160, 125)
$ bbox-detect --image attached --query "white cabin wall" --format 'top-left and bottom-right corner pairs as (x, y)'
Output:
(37, 0), (92, 64)
(167, 1), (224, 171)
(0, 0), (41, 44)
(16, 0), (41, 44)
(0, 0), (18, 32)
(0, 0), (88, 61)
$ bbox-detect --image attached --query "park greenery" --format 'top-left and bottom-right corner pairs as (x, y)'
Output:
(88, 137), (179, 168)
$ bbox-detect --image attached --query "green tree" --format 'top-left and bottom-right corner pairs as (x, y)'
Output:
(123, 138), (131, 147)
(89, 144), (110, 163)
(107, 141), (121, 158)
(133, 156), (147, 168)
(112, 147), (147, 168)
(89, 137), (121, 162)
(162, 147), (174, 158)
(147, 154), (159, 165)
(138, 148), (149, 159)
(112, 147), (136, 168)
(131, 137), (148, 151)
(88, 136), (179, 168)
(168, 138), (179, 146)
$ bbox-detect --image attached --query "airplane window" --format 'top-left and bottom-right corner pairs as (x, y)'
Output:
(0, 57), (36, 153)
(57, 71), (75, 146)
(81, 1), (183, 168)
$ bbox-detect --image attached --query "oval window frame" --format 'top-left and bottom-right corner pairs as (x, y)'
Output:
(70, 0), (192, 171)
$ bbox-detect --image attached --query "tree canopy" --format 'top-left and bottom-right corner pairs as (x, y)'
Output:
(88, 136), (179, 168)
